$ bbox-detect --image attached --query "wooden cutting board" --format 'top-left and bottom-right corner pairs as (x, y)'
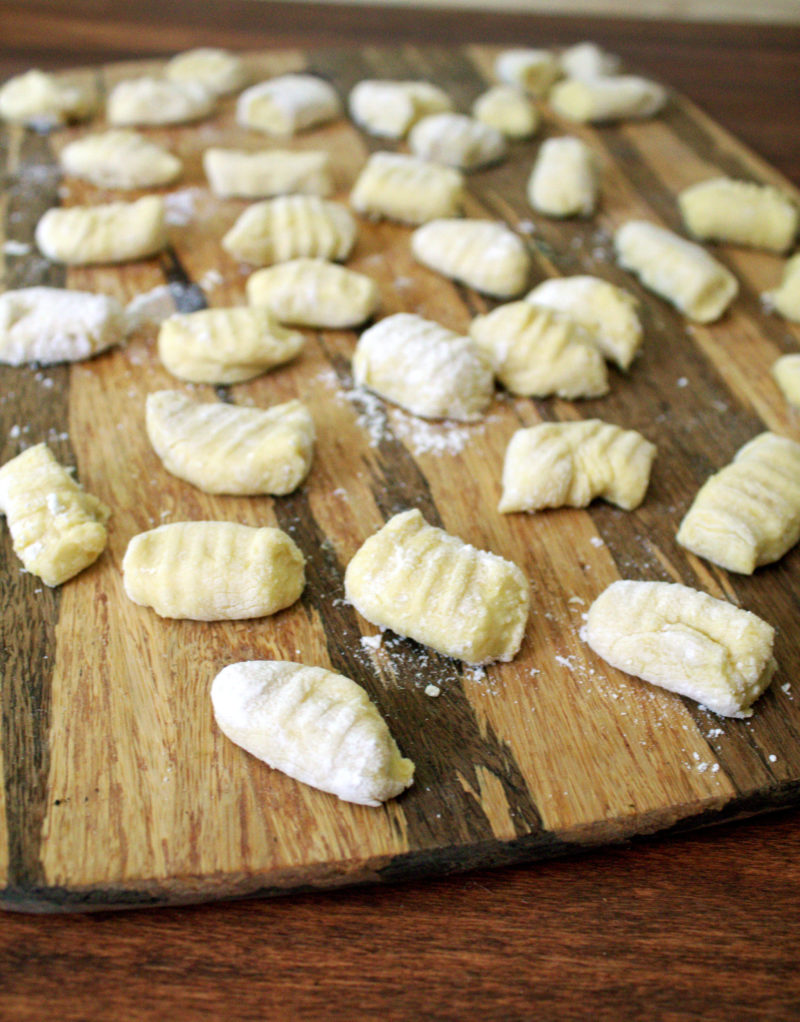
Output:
(2, 45), (799, 913)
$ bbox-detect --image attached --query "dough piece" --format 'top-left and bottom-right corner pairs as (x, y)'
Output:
(345, 508), (529, 665)
(60, 129), (182, 189)
(0, 287), (125, 365)
(495, 48), (561, 97)
(676, 431), (800, 574)
(765, 253), (800, 322)
(350, 151), (464, 225)
(236, 74), (341, 136)
(165, 47), (248, 96)
(498, 420), (656, 514)
(550, 75), (666, 122)
(349, 79), (452, 139)
(246, 258), (379, 328)
(107, 77), (214, 126)
(559, 42), (621, 80)
(614, 220), (738, 324)
(146, 391), (314, 496)
(678, 177), (798, 254)
(0, 69), (95, 127)
(408, 112), (506, 171)
(203, 147), (332, 199)
(352, 313), (493, 421)
(470, 301), (608, 399)
(222, 195), (356, 266)
(527, 136), (598, 218)
(211, 660), (414, 806)
(411, 219), (530, 298)
(35, 196), (167, 266)
(526, 275), (642, 370)
(122, 521), (304, 620)
(0, 443), (109, 587)
(158, 306), (304, 384)
(472, 85), (539, 140)
(772, 353), (800, 406)
(583, 580), (776, 718)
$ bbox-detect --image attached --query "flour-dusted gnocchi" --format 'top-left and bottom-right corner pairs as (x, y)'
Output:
(614, 220), (738, 324)
(559, 42), (621, 80)
(122, 522), (305, 620)
(550, 75), (666, 123)
(408, 112), (506, 171)
(146, 391), (314, 496)
(222, 195), (357, 266)
(495, 48), (561, 97)
(527, 136), (598, 218)
(35, 196), (167, 266)
(107, 77), (215, 126)
(203, 147), (332, 199)
(158, 307), (304, 385)
(765, 253), (800, 322)
(353, 313), (493, 422)
(583, 580), (776, 718)
(772, 354), (800, 407)
(0, 69), (95, 127)
(236, 74), (341, 136)
(678, 177), (798, 253)
(498, 420), (656, 514)
(348, 79), (452, 138)
(0, 443), (109, 587)
(0, 287), (125, 366)
(411, 219), (531, 298)
(469, 301), (608, 399)
(211, 660), (414, 806)
(345, 509), (529, 665)
(246, 258), (379, 328)
(676, 431), (800, 574)
(350, 151), (465, 225)
(60, 129), (183, 189)
(165, 47), (248, 96)
(472, 85), (539, 140)
(526, 275), (642, 370)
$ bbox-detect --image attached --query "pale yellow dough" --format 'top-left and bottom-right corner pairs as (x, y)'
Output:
(348, 79), (452, 138)
(107, 77), (215, 126)
(165, 47), (248, 96)
(550, 75), (666, 122)
(203, 148), (332, 199)
(408, 112), (506, 170)
(350, 151), (464, 225)
(472, 85), (539, 140)
(35, 196), (167, 266)
(559, 42), (620, 80)
(60, 130), (182, 190)
(494, 48), (561, 97)
(765, 253), (800, 322)
(344, 509), (529, 665)
(247, 258), (379, 328)
(772, 354), (800, 407)
(411, 219), (530, 299)
(678, 177), (798, 253)
(236, 74), (341, 136)
(0, 69), (95, 127)
(527, 136), (598, 218)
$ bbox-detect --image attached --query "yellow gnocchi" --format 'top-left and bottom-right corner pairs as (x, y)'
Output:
(222, 195), (357, 266)
(236, 74), (341, 136)
(107, 76), (215, 126)
(60, 130), (182, 190)
(0, 68), (95, 127)
(203, 148), (332, 199)
(350, 151), (464, 225)
(408, 112), (506, 170)
(165, 47), (248, 96)
(527, 136), (598, 218)
(678, 177), (798, 253)
(35, 196), (167, 266)
(411, 218), (530, 298)
(246, 258), (379, 328)
(550, 75), (666, 123)
(348, 79), (452, 138)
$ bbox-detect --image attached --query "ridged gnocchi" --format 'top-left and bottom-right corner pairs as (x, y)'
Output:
(165, 47), (248, 96)
(411, 219), (530, 298)
(527, 136), (598, 218)
(203, 147), (332, 199)
(550, 75), (666, 122)
(222, 195), (357, 266)
(348, 79), (452, 138)
(678, 177), (798, 254)
(35, 196), (167, 266)
(408, 112), (506, 170)
(107, 76), (215, 126)
(246, 258), (379, 328)
(350, 151), (465, 225)
(236, 74), (341, 136)
(60, 130), (183, 190)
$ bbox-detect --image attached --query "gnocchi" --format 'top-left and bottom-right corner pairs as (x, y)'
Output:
(203, 147), (332, 199)
(559, 42), (620, 80)
(678, 177), (798, 253)
(222, 195), (357, 266)
(772, 354), (800, 406)
(35, 196), (167, 266)
(495, 48), (561, 97)
(549, 75), (666, 122)
(0, 68), (95, 127)
(348, 79), (452, 138)
(246, 258), (379, 328)
(60, 130), (182, 190)
(107, 76), (215, 126)
(165, 47), (248, 96)
(350, 151), (464, 225)
(236, 74), (341, 136)
(472, 85), (539, 140)
(408, 112), (506, 170)
(527, 136), (598, 218)
(411, 219), (531, 298)
(765, 252), (800, 322)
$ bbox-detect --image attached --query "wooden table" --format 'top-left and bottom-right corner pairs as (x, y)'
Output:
(1, 3), (799, 1019)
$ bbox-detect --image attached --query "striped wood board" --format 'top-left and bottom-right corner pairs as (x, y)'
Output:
(1, 46), (799, 912)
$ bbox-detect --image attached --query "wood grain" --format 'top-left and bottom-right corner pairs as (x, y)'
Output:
(2, 44), (800, 911)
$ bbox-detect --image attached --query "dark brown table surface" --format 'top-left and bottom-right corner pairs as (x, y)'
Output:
(1, 3), (799, 1019)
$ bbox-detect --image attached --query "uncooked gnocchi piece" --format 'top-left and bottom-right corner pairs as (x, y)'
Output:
(122, 521), (304, 620)
(526, 275), (642, 370)
(772, 354), (800, 407)
(498, 420), (656, 514)
(60, 130), (182, 189)
(411, 219), (530, 298)
(203, 148), (332, 199)
(559, 42), (621, 80)
(0, 69), (95, 127)
(107, 77), (215, 126)
(495, 48), (561, 97)
(678, 177), (798, 253)
(344, 509), (529, 665)
(0, 287), (125, 365)
(350, 151), (464, 225)
(158, 306), (304, 384)
(676, 431), (800, 574)
(222, 195), (356, 266)
(408, 112), (506, 170)
(614, 220), (738, 324)
(352, 313), (493, 421)
(146, 390), (314, 496)
(165, 47), (248, 96)
(35, 196), (167, 266)
(472, 85), (539, 140)
(583, 580), (776, 718)
(246, 258), (379, 328)
(211, 660), (414, 806)
(236, 74), (341, 136)
(549, 75), (666, 122)
(348, 79), (452, 138)
(765, 253), (800, 322)
(527, 136), (598, 218)
(0, 443), (109, 587)
(469, 302), (608, 399)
